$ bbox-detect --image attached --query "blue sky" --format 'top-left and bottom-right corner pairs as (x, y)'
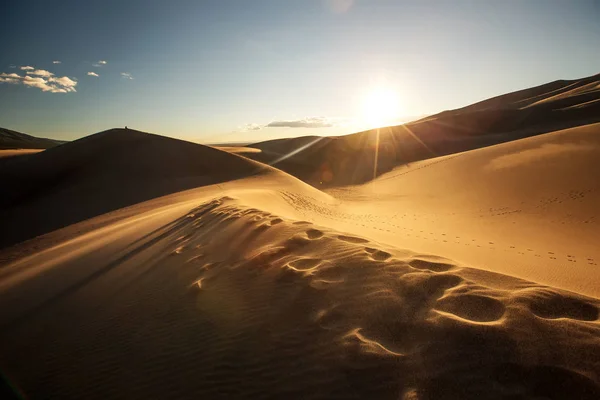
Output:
(1, 0), (599, 143)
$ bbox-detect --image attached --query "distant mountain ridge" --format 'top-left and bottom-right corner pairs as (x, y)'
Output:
(247, 72), (600, 187)
(0, 127), (66, 150)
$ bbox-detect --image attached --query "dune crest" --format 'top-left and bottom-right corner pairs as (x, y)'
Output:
(246, 73), (600, 187)
(0, 127), (64, 150)
(0, 128), (271, 248)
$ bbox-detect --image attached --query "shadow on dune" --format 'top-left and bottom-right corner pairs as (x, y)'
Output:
(247, 73), (600, 187)
(0, 128), (269, 250)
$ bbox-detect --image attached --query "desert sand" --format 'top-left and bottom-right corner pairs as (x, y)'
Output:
(1, 77), (600, 399)
(0, 149), (43, 159)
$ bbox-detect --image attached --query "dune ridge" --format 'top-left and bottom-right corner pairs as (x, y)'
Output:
(0, 127), (65, 150)
(0, 128), (272, 248)
(246, 73), (600, 187)
(309, 123), (600, 297)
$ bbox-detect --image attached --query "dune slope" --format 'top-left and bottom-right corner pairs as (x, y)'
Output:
(0, 193), (599, 399)
(0, 128), (270, 249)
(247, 73), (600, 187)
(324, 122), (600, 297)
(0, 127), (65, 150)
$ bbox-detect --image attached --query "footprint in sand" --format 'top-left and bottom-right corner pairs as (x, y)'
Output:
(364, 247), (391, 261)
(338, 235), (369, 244)
(436, 294), (506, 323)
(409, 258), (454, 272)
(286, 258), (322, 274)
(306, 229), (324, 239)
(293, 221), (311, 225)
(527, 292), (598, 321)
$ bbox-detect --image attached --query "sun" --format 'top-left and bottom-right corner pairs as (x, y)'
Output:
(361, 87), (400, 128)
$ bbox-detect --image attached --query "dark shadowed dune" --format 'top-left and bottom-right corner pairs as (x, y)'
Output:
(0, 127), (65, 150)
(247, 73), (600, 187)
(0, 128), (270, 249)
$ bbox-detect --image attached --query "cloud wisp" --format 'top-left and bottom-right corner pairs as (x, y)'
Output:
(87, 72), (99, 77)
(240, 123), (262, 131)
(239, 117), (343, 132)
(0, 70), (77, 93)
(120, 72), (134, 80)
(53, 60), (61, 64)
(92, 60), (108, 67)
(266, 116), (336, 128)
(0, 73), (21, 83)
(27, 69), (54, 77)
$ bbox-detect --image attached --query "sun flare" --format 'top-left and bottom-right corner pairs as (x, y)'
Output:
(361, 87), (400, 128)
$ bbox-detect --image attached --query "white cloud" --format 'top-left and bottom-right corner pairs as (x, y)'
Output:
(240, 123), (262, 131)
(93, 60), (108, 67)
(98, 60), (107, 65)
(120, 72), (133, 80)
(0, 73), (21, 84)
(20, 66), (34, 71)
(266, 116), (336, 128)
(0, 70), (77, 93)
(87, 72), (99, 77)
(9, 65), (16, 69)
(21, 76), (55, 91)
(27, 69), (54, 77)
(49, 76), (77, 89)
(53, 60), (61, 64)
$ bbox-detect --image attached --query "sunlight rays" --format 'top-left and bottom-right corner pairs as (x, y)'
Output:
(373, 128), (380, 180)
(267, 136), (325, 167)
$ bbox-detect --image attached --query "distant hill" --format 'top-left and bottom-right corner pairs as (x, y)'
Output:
(0, 127), (66, 150)
(247, 72), (600, 187)
(0, 128), (270, 248)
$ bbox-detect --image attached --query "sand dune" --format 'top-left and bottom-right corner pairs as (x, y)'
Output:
(434, 72), (600, 113)
(322, 122), (600, 297)
(214, 145), (262, 155)
(247, 73), (600, 187)
(0, 128), (271, 248)
(1, 192), (599, 399)
(0, 149), (43, 159)
(1, 83), (600, 397)
(0, 127), (65, 150)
